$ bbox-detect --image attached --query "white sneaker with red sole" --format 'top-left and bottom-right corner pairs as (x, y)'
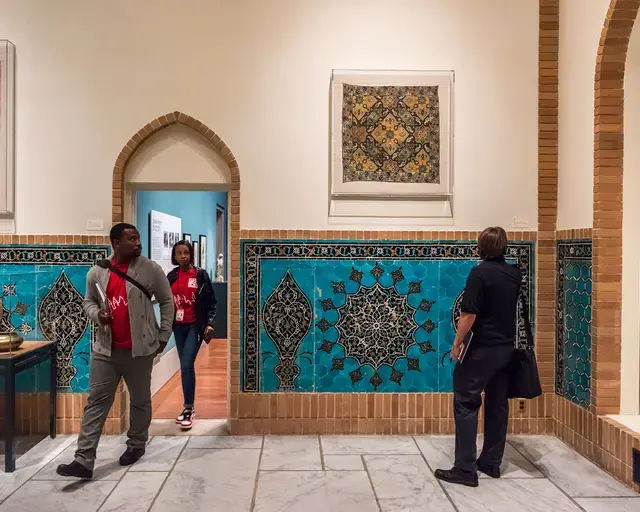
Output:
(179, 409), (195, 430)
(175, 408), (189, 424)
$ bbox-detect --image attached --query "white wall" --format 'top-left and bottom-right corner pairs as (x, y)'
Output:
(127, 125), (230, 186)
(0, 0), (538, 233)
(557, 0), (610, 230)
(621, 24), (640, 415)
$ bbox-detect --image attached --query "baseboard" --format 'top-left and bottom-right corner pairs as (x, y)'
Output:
(151, 346), (180, 396)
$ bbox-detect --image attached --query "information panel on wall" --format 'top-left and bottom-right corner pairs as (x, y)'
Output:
(149, 210), (182, 274)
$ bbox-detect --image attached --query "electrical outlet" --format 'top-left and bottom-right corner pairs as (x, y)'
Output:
(518, 400), (526, 413)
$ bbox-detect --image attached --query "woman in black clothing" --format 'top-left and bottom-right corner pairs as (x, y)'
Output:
(167, 241), (217, 430)
(435, 227), (521, 487)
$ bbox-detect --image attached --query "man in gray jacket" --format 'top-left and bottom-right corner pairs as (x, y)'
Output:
(57, 223), (174, 479)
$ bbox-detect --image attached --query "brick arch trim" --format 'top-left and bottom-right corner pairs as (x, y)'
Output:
(111, 111), (240, 223)
(111, 111), (242, 415)
(592, 0), (640, 415)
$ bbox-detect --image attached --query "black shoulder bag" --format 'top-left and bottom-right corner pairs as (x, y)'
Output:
(96, 259), (152, 301)
(507, 270), (543, 400)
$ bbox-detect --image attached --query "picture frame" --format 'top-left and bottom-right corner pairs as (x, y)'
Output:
(0, 41), (16, 217)
(330, 69), (454, 199)
(183, 233), (191, 243)
(192, 241), (200, 267)
(199, 235), (207, 270)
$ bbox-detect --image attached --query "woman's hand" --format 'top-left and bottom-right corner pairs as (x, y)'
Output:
(451, 340), (464, 361)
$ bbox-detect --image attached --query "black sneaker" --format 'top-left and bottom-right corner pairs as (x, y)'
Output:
(434, 467), (479, 487)
(56, 460), (93, 479)
(179, 408), (195, 431)
(119, 447), (145, 466)
(477, 462), (501, 479)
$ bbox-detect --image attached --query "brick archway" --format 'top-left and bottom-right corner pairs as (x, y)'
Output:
(592, 0), (640, 415)
(111, 111), (241, 420)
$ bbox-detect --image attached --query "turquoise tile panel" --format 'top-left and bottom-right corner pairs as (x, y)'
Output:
(0, 245), (109, 393)
(556, 240), (592, 409)
(241, 240), (535, 393)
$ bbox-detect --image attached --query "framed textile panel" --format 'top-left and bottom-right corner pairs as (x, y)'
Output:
(331, 70), (453, 199)
(0, 41), (16, 218)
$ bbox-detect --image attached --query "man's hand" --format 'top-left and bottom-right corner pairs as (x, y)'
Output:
(98, 310), (112, 325)
(204, 326), (214, 342)
(451, 340), (464, 361)
(156, 341), (167, 357)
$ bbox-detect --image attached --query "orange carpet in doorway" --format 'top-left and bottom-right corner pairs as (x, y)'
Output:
(152, 338), (228, 419)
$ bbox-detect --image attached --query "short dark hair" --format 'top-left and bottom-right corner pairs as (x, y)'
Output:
(171, 240), (194, 266)
(478, 227), (508, 260)
(109, 223), (137, 245)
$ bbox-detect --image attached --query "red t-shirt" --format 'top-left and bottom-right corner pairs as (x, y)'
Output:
(106, 262), (133, 349)
(171, 268), (198, 324)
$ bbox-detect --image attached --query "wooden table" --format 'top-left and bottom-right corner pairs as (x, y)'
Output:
(0, 341), (57, 472)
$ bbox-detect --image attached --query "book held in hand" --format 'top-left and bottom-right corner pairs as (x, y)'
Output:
(457, 331), (474, 363)
(95, 282), (110, 313)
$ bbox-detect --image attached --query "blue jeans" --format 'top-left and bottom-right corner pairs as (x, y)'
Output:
(173, 323), (201, 408)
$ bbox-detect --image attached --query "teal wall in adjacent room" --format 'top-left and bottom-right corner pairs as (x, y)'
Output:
(136, 190), (228, 279)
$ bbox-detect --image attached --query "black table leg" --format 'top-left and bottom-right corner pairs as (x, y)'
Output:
(49, 347), (57, 439)
(4, 367), (15, 472)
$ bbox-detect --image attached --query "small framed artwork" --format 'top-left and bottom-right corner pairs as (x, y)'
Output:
(183, 233), (191, 243)
(199, 235), (207, 270)
(192, 241), (200, 267)
(0, 41), (16, 217)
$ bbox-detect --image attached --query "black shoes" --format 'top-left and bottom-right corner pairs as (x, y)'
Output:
(119, 447), (145, 466)
(54, 447), (145, 477)
(434, 461), (501, 487)
(477, 462), (501, 479)
(56, 460), (93, 479)
(434, 467), (479, 487)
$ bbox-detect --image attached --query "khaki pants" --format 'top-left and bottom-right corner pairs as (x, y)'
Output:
(74, 348), (154, 470)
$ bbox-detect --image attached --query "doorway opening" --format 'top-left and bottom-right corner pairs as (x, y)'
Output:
(114, 113), (239, 432)
(131, 189), (229, 420)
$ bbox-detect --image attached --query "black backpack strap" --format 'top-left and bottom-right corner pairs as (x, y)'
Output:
(97, 259), (152, 301)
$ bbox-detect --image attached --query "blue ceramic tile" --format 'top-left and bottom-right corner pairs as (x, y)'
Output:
(14, 359), (52, 393)
(260, 261), (315, 392)
(312, 259), (441, 393)
(437, 259), (478, 391)
(0, 269), (38, 343)
(556, 240), (592, 408)
(36, 266), (93, 392)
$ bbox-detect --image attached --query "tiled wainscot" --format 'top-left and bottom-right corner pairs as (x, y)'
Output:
(555, 240), (592, 409)
(241, 240), (535, 394)
(0, 245), (109, 433)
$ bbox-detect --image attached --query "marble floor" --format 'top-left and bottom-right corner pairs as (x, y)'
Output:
(0, 432), (638, 511)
